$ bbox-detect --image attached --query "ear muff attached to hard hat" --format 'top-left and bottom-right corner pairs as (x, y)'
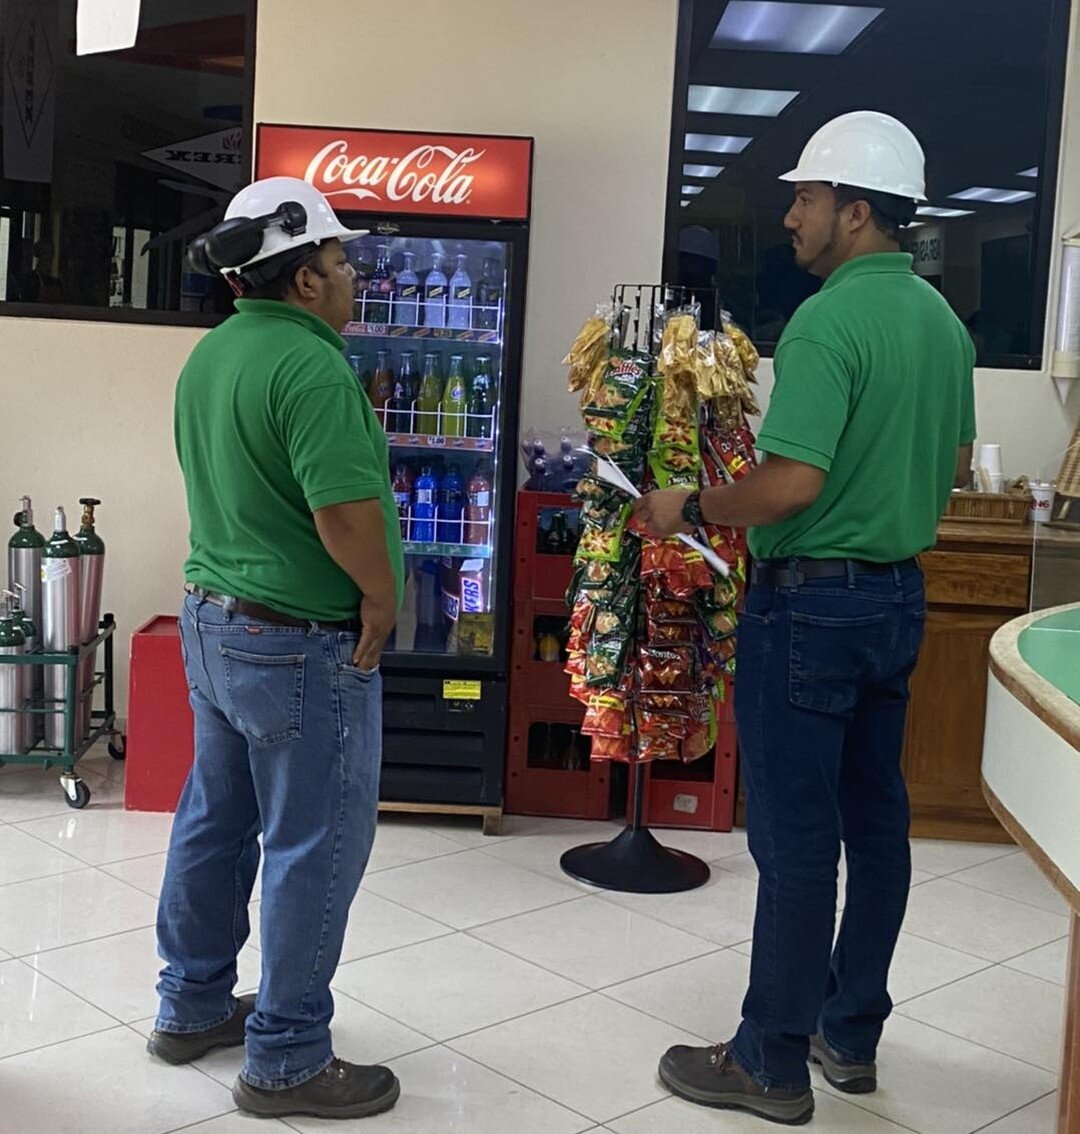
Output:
(187, 201), (310, 277)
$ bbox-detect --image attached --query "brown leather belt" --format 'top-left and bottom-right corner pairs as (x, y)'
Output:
(186, 585), (361, 631)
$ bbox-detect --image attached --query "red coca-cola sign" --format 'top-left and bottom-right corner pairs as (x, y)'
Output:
(256, 124), (533, 220)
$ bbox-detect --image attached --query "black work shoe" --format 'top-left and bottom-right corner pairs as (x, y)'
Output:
(659, 1042), (814, 1126)
(146, 994), (256, 1065)
(233, 1058), (401, 1120)
(809, 1033), (877, 1094)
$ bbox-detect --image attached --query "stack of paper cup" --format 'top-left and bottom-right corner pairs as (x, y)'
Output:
(977, 443), (1004, 493)
(1028, 481), (1056, 524)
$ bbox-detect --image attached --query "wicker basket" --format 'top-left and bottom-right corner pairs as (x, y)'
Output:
(944, 491), (1032, 525)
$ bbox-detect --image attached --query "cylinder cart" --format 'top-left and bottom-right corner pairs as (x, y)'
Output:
(0, 613), (122, 808)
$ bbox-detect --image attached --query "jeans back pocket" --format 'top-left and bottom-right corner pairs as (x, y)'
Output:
(788, 609), (890, 716)
(220, 645), (306, 746)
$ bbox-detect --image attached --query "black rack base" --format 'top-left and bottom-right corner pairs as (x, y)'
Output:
(560, 825), (710, 893)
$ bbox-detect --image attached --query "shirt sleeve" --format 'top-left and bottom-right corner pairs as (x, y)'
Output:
(279, 378), (387, 512)
(757, 336), (853, 472)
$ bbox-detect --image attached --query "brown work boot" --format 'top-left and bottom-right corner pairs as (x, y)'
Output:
(809, 1033), (877, 1093)
(233, 1058), (400, 1120)
(659, 1042), (814, 1125)
(146, 993), (256, 1065)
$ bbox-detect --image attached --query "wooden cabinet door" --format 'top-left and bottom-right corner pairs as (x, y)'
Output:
(903, 608), (1013, 839)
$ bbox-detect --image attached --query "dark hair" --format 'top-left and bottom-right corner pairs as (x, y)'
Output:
(831, 184), (917, 241)
(241, 243), (328, 300)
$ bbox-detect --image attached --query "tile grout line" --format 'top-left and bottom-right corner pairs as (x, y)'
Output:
(9, 954), (142, 1032)
(889, 1004), (1063, 1078)
(967, 1088), (1059, 1134)
(0, 1019), (129, 1064)
(943, 873), (1073, 918)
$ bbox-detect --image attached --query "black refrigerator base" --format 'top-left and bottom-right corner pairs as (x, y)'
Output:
(559, 763), (711, 893)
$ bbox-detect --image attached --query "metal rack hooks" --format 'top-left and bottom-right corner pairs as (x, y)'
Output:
(610, 283), (726, 355)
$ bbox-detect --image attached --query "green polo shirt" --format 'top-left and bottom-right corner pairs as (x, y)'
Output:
(175, 299), (404, 621)
(749, 252), (976, 563)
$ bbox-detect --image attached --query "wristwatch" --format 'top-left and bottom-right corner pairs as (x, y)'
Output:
(681, 490), (705, 528)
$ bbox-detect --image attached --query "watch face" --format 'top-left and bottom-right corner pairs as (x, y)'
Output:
(682, 493), (704, 527)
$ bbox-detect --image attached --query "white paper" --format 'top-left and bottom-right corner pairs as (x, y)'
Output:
(76, 0), (140, 56)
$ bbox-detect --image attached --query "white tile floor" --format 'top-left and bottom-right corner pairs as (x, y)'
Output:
(0, 747), (1069, 1134)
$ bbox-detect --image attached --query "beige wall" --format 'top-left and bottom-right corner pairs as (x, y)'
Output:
(0, 319), (201, 716)
(254, 0), (680, 439)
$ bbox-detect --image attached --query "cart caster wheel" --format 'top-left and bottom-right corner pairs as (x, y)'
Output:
(108, 737), (126, 761)
(63, 780), (91, 809)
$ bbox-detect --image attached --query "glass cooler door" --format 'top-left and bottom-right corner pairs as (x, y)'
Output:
(341, 230), (514, 665)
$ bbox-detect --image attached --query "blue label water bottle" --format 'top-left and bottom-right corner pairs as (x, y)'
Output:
(411, 466), (439, 543)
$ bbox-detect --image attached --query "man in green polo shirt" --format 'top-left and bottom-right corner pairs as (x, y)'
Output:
(636, 112), (975, 1124)
(147, 177), (403, 1122)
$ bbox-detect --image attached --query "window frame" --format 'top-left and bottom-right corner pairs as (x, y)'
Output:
(0, 0), (257, 329)
(662, 0), (1073, 371)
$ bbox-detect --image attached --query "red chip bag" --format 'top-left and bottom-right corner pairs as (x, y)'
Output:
(641, 645), (694, 692)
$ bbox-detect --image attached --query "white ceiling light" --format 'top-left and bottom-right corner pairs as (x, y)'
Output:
(1017, 167), (1039, 178)
(77, 0), (141, 55)
(688, 84), (799, 116)
(681, 186), (704, 196)
(681, 200), (691, 208)
(685, 133), (752, 154)
(916, 206), (974, 218)
(683, 164), (725, 178)
(950, 186), (1036, 204)
(712, 1), (883, 55)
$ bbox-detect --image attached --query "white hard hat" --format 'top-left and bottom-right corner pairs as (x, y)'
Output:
(780, 111), (927, 202)
(223, 176), (368, 273)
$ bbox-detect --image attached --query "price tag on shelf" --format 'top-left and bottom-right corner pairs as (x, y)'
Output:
(444, 679), (481, 700)
(443, 678), (482, 714)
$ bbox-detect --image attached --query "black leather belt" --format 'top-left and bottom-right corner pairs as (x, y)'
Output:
(186, 586), (361, 631)
(751, 557), (918, 589)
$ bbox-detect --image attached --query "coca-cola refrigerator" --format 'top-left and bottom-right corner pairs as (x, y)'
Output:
(256, 124), (533, 817)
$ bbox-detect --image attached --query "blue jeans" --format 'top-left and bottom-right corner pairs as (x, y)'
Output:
(155, 593), (382, 1089)
(729, 562), (926, 1090)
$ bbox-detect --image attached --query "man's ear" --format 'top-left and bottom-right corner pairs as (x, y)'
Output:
(846, 198), (873, 235)
(291, 262), (320, 300)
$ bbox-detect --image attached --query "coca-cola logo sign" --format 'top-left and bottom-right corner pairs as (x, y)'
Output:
(257, 125), (533, 220)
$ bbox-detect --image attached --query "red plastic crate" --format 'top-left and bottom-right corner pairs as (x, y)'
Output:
(124, 615), (194, 812)
(643, 719), (738, 831)
(505, 492), (611, 819)
(505, 704), (612, 819)
(513, 490), (579, 603)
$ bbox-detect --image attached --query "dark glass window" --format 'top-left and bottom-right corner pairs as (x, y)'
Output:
(0, 0), (253, 324)
(665, 0), (1070, 367)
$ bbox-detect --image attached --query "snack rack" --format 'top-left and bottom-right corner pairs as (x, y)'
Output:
(560, 282), (743, 893)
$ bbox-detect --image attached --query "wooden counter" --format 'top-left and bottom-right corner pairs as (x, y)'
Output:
(904, 520), (1080, 840)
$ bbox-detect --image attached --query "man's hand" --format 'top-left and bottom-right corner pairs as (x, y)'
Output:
(633, 489), (692, 538)
(353, 594), (397, 671)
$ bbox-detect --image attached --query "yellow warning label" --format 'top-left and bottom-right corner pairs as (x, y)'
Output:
(443, 679), (482, 701)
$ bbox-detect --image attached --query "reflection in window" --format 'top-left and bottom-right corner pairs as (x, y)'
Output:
(0, 0), (252, 320)
(667, 0), (1068, 365)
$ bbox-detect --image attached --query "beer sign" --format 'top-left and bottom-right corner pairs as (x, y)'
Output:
(256, 124), (533, 221)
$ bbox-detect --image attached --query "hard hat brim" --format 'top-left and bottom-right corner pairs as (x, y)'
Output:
(778, 166), (927, 202)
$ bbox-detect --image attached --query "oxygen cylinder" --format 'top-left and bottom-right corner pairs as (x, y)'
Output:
(0, 592), (26, 757)
(41, 507), (81, 750)
(9, 498), (44, 739)
(73, 499), (104, 740)
(9, 585), (36, 753)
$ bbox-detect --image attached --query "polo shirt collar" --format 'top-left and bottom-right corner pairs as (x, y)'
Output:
(822, 252), (914, 292)
(233, 299), (346, 351)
